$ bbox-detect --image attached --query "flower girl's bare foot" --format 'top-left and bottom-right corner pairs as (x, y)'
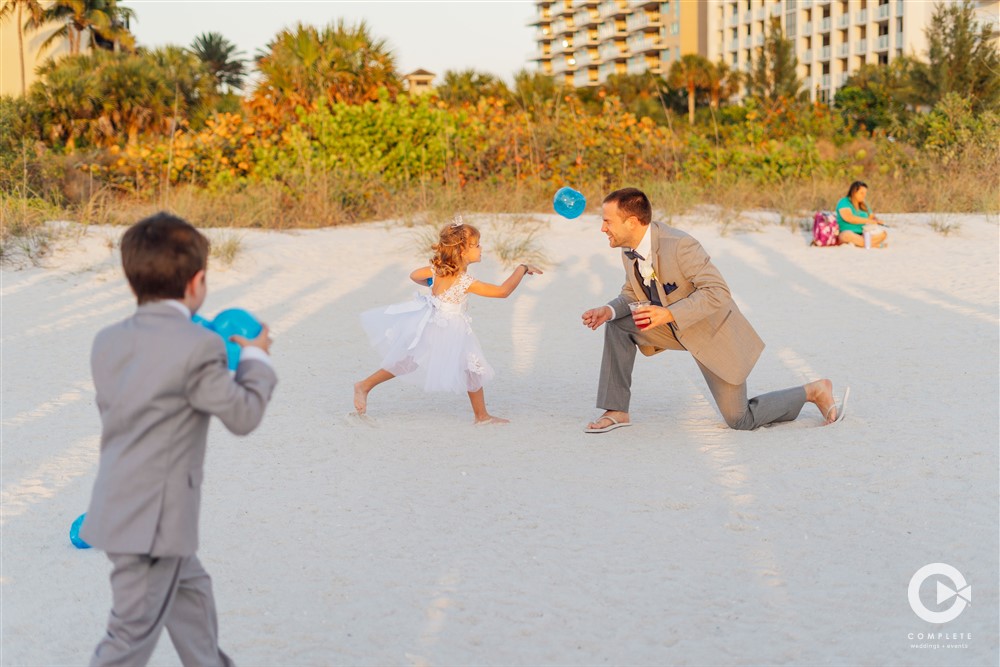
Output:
(353, 381), (369, 415)
(474, 414), (509, 425)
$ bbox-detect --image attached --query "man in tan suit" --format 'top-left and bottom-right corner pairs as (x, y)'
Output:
(581, 188), (841, 432)
(82, 213), (277, 666)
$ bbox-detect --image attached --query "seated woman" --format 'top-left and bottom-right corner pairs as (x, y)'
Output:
(836, 181), (888, 248)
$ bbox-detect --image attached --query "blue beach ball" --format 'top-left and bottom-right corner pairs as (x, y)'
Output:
(210, 309), (263, 370)
(70, 513), (90, 549)
(553, 187), (587, 219)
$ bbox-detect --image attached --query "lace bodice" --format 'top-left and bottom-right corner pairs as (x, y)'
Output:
(431, 272), (474, 305)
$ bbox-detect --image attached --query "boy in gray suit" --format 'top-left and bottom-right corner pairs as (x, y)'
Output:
(81, 213), (278, 666)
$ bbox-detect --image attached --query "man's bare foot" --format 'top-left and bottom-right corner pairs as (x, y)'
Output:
(474, 414), (509, 425)
(805, 379), (836, 424)
(353, 381), (369, 415)
(586, 410), (630, 431)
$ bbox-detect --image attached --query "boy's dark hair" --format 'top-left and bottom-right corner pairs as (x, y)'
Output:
(603, 188), (652, 225)
(120, 212), (210, 304)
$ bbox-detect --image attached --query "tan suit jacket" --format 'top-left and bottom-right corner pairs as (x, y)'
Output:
(81, 302), (277, 557)
(607, 221), (764, 385)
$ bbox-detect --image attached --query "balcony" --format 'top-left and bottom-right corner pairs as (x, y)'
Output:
(598, 1), (631, 19)
(855, 39), (867, 53)
(574, 68), (597, 88)
(729, 13), (739, 26)
(554, 39), (575, 55)
(804, 75), (812, 88)
(876, 3), (891, 20)
(838, 72), (850, 86)
(819, 44), (831, 59)
(837, 42), (849, 57)
(771, 4), (782, 17)
(820, 17), (831, 31)
(755, 34), (765, 46)
(556, 2), (575, 17)
(875, 34), (889, 50)
(837, 13), (850, 28)
(802, 0), (813, 7)
(626, 11), (659, 32)
(598, 23), (625, 39)
(628, 36), (662, 53)
(743, 10), (752, 22)
(803, 48), (813, 61)
(897, 0), (904, 17)
(822, 73), (831, 87)
(729, 38), (740, 51)
(803, 21), (813, 33)
(754, 7), (765, 20)
(552, 19), (574, 35)
(578, 32), (600, 46)
(575, 10), (599, 27)
(855, 9), (868, 24)
(599, 43), (628, 61)
(536, 27), (554, 41)
(744, 36), (753, 47)
(532, 48), (553, 62)
(526, 9), (552, 26)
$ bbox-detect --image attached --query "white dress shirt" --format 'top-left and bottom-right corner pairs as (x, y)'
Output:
(606, 225), (653, 320)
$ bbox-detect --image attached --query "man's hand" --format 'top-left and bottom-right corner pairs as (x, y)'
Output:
(631, 305), (674, 331)
(231, 324), (272, 354)
(581, 307), (612, 330)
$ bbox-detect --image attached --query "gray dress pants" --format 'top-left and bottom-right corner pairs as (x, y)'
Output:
(92, 553), (234, 667)
(597, 315), (807, 430)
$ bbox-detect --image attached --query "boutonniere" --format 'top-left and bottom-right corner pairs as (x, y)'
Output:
(637, 262), (656, 287)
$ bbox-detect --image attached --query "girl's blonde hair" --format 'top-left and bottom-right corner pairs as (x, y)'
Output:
(430, 221), (480, 277)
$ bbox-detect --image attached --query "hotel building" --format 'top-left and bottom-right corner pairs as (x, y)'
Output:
(528, 0), (706, 87)
(529, 0), (999, 103)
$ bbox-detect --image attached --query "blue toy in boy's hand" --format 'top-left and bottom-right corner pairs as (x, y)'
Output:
(193, 308), (263, 370)
(70, 512), (90, 549)
(553, 186), (586, 219)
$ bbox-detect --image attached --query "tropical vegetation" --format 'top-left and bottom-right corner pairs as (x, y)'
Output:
(1, 2), (998, 252)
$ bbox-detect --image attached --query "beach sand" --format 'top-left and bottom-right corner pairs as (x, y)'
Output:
(2, 211), (997, 666)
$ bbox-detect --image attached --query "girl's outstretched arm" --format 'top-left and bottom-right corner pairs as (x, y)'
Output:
(468, 264), (543, 298)
(410, 266), (433, 285)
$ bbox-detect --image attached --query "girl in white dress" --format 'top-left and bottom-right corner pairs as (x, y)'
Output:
(354, 221), (542, 424)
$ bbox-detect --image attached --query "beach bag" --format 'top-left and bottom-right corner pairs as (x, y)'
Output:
(812, 211), (840, 246)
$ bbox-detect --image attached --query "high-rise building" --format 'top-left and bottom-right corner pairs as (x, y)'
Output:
(527, 0), (707, 87)
(706, 0), (999, 104)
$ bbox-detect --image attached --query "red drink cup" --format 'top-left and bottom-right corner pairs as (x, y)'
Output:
(629, 300), (651, 330)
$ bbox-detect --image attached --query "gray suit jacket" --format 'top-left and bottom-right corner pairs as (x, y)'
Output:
(607, 222), (765, 385)
(82, 302), (277, 557)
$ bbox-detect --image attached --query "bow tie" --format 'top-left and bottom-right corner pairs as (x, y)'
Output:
(624, 249), (644, 261)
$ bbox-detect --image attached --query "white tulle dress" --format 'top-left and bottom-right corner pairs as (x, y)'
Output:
(360, 272), (495, 394)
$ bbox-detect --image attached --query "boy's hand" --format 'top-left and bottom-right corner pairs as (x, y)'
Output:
(231, 324), (272, 355)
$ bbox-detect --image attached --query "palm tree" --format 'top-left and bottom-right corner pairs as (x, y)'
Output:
(745, 19), (802, 107)
(0, 0), (44, 95)
(704, 59), (740, 110)
(31, 0), (136, 56)
(436, 69), (508, 105)
(254, 19), (401, 110)
(510, 68), (557, 114)
(667, 54), (710, 125)
(190, 32), (246, 92)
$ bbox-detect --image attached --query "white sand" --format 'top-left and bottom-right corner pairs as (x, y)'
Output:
(2, 211), (998, 666)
